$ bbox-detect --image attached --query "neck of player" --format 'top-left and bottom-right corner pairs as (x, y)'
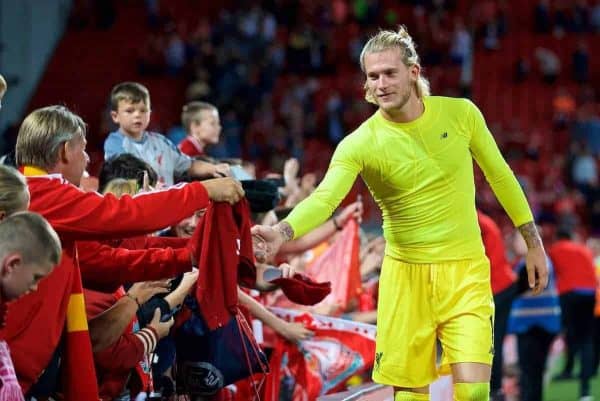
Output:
(381, 94), (424, 124)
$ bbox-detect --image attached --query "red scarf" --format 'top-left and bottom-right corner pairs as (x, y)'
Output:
(61, 269), (99, 400)
(191, 200), (255, 330)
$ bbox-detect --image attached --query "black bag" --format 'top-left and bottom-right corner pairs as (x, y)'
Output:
(176, 304), (269, 397)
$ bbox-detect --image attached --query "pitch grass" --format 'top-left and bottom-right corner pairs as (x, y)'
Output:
(544, 354), (600, 401)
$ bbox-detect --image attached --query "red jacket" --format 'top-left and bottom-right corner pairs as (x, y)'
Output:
(178, 136), (204, 158)
(78, 237), (191, 293)
(194, 200), (255, 329)
(478, 211), (516, 294)
(549, 240), (598, 294)
(2, 172), (209, 398)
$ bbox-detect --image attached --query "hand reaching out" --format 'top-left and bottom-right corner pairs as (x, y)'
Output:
(283, 158), (300, 190)
(251, 223), (291, 262)
(202, 177), (245, 204)
(336, 199), (364, 226)
(127, 280), (170, 305)
(277, 321), (314, 342)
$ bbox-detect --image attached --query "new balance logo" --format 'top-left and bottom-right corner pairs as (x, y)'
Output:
(440, 132), (448, 139)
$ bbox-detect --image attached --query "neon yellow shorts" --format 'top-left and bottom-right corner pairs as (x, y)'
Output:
(372, 256), (495, 388)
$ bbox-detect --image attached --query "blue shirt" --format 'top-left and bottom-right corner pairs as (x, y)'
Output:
(104, 130), (192, 186)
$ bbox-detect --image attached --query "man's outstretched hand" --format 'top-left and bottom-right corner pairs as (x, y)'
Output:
(202, 177), (244, 204)
(251, 222), (293, 262)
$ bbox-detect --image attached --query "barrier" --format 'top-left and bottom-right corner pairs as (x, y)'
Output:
(317, 383), (394, 401)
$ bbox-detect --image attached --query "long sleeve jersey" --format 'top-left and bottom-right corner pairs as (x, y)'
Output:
(78, 237), (190, 293)
(284, 96), (533, 263)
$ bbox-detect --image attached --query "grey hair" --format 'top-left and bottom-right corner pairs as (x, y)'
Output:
(16, 105), (86, 170)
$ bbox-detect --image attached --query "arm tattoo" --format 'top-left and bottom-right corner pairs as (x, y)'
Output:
(276, 221), (295, 242)
(518, 221), (543, 249)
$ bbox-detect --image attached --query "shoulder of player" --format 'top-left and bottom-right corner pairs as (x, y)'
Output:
(428, 96), (481, 138)
(343, 114), (378, 144)
(332, 123), (370, 158)
(426, 95), (475, 112)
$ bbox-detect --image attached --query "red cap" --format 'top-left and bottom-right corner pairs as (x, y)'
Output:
(271, 274), (331, 305)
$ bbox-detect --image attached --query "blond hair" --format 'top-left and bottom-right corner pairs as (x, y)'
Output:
(102, 178), (138, 197)
(0, 212), (61, 267)
(0, 165), (28, 216)
(181, 101), (217, 133)
(16, 105), (86, 171)
(360, 26), (431, 103)
(0, 74), (6, 93)
(110, 82), (151, 111)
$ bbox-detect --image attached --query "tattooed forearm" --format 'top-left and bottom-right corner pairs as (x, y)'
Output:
(276, 221), (295, 242)
(518, 221), (543, 249)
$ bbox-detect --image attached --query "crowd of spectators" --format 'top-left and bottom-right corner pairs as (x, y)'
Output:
(0, 0), (599, 400)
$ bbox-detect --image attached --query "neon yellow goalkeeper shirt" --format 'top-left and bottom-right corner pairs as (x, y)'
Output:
(284, 96), (533, 263)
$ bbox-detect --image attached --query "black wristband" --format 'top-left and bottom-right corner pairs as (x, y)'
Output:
(332, 217), (342, 231)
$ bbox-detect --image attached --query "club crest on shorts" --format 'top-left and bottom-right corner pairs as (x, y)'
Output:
(375, 352), (383, 371)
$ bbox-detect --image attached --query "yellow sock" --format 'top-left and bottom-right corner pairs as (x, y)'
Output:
(395, 391), (430, 401)
(453, 382), (490, 401)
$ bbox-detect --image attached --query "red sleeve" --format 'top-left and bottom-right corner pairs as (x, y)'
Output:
(28, 177), (209, 242)
(84, 289), (118, 319)
(94, 332), (145, 373)
(119, 236), (188, 250)
(178, 138), (200, 157)
(78, 241), (192, 292)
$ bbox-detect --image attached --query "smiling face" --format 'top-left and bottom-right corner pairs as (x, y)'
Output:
(173, 210), (205, 238)
(363, 48), (419, 117)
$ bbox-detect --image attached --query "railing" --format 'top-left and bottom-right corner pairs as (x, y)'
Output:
(317, 383), (394, 401)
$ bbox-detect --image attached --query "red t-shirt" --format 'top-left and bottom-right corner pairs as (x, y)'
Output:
(548, 240), (598, 294)
(178, 136), (205, 158)
(478, 211), (516, 294)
